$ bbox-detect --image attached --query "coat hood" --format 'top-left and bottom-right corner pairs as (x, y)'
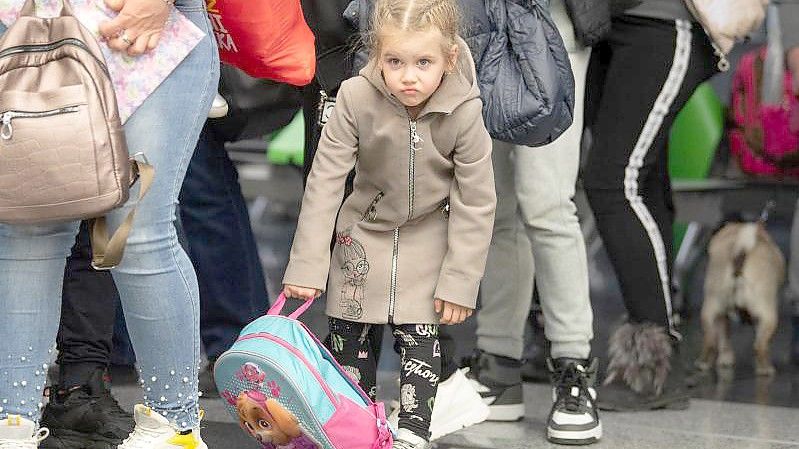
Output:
(358, 36), (481, 116)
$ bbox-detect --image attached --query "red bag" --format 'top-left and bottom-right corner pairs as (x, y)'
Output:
(206, 0), (316, 86)
(729, 47), (799, 178)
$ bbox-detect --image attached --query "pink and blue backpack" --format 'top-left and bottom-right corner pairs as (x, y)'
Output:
(214, 294), (393, 449)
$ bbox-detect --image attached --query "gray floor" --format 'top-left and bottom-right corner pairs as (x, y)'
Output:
(109, 162), (799, 448)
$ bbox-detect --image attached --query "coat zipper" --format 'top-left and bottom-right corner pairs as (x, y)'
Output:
(408, 119), (422, 220)
(0, 38), (110, 76)
(362, 191), (384, 221)
(0, 106), (81, 140)
(388, 227), (399, 322)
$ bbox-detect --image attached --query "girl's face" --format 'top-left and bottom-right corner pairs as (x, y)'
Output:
(379, 28), (458, 116)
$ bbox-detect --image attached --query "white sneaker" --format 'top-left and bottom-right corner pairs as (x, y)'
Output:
(0, 416), (49, 449)
(117, 405), (206, 449)
(389, 368), (490, 441)
(208, 93), (229, 118)
(392, 429), (430, 449)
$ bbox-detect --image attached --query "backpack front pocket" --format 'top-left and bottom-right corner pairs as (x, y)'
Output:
(0, 85), (97, 208)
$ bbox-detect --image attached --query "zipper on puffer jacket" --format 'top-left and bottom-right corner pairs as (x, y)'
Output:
(0, 106), (81, 140)
(0, 39), (110, 76)
(388, 228), (399, 322)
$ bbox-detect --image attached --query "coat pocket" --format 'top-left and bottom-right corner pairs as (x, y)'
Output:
(361, 191), (384, 222)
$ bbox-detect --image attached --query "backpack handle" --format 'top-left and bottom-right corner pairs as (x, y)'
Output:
(267, 292), (315, 319)
(19, 0), (76, 18)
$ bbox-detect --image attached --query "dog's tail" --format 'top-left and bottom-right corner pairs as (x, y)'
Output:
(732, 223), (759, 277)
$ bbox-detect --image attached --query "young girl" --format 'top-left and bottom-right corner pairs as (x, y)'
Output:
(282, 0), (495, 447)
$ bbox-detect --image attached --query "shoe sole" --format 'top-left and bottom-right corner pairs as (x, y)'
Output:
(486, 403), (525, 422)
(547, 423), (603, 446)
(430, 406), (490, 441)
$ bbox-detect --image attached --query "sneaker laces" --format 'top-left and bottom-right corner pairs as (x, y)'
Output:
(0, 428), (49, 449)
(554, 364), (591, 413)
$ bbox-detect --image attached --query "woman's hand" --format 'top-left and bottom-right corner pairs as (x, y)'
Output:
(434, 299), (473, 325)
(283, 284), (321, 301)
(98, 0), (171, 56)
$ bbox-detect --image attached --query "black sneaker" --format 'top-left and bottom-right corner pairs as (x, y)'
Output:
(547, 358), (602, 445)
(462, 350), (525, 421)
(40, 369), (134, 449)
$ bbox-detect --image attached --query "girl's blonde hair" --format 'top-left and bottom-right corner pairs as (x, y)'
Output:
(367, 0), (461, 59)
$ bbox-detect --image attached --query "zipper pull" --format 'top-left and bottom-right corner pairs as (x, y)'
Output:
(1, 112), (14, 140)
(410, 121), (423, 150)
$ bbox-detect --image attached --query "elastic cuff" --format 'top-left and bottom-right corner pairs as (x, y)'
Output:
(477, 335), (524, 361)
(550, 340), (591, 360)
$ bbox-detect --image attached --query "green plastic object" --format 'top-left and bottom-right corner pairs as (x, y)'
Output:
(668, 82), (725, 180)
(667, 82), (725, 249)
(266, 112), (305, 166)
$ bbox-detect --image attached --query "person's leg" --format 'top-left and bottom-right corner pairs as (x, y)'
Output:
(179, 123), (269, 363)
(583, 15), (716, 410)
(40, 222), (133, 449)
(0, 222), (78, 422)
(56, 222), (118, 388)
(392, 324), (440, 445)
(512, 2), (600, 439)
(327, 319), (378, 401)
(104, 0), (218, 439)
(470, 139), (532, 422)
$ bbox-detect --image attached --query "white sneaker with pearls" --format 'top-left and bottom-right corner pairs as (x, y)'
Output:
(0, 415), (49, 449)
(117, 405), (206, 449)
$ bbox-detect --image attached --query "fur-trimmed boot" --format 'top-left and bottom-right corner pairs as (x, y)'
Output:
(597, 323), (690, 411)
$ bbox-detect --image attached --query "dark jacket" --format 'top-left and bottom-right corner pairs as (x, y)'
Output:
(345, 0), (575, 147)
(300, 0), (358, 92)
(562, 0), (642, 47)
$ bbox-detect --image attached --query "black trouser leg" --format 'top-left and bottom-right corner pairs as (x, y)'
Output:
(393, 324), (440, 441)
(327, 318), (379, 401)
(583, 15), (717, 330)
(57, 221), (120, 388)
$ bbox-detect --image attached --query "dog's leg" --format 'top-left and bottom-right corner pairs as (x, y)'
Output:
(698, 308), (719, 372)
(754, 312), (777, 376)
(716, 316), (735, 369)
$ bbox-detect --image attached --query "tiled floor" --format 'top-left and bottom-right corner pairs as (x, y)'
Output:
(110, 162), (799, 448)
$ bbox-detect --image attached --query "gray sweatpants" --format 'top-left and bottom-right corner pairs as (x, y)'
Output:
(477, 0), (594, 361)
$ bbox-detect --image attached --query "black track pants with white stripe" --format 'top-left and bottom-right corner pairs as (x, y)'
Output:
(583, 15), (717, 331)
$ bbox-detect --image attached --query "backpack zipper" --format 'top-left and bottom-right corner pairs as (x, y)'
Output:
(0, 105), (81, 140)
(0, 38), (110, 76)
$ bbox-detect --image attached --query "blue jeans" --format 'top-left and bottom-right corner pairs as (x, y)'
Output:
(179, 124), (269, 360)
(0, 0), (219, 429)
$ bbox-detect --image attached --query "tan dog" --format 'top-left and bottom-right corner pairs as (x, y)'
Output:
(699, 221), (785, 376)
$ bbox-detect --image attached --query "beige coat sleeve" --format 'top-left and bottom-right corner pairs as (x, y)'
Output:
(434, 99), (496, 308)
(282, 80), (359, 291)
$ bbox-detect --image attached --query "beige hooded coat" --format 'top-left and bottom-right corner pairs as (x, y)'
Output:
(283, 38), (496, 324)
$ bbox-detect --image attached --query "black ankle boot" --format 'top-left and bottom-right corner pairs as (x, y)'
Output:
(40, 369), (133, 449)
(597, 323), (690, 412)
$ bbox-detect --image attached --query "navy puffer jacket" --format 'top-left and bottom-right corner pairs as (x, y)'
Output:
(345, 0), (575, 147)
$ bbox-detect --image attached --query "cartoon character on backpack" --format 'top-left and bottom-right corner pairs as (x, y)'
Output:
(236, 390), (320, 449)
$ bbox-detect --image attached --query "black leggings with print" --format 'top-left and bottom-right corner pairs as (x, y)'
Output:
(328, 318), (441, 441)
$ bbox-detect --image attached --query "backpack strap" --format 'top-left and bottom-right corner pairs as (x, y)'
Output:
(267, 292), (316, 319)
(88, 159), (155, 270)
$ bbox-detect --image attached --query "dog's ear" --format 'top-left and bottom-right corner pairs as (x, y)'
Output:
(265, 399), (302, 439)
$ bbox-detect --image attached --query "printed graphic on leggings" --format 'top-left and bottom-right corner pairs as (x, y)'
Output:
(336, 230), (369, 320)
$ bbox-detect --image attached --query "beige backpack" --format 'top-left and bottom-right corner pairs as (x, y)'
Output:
(0, 0), (153, 269)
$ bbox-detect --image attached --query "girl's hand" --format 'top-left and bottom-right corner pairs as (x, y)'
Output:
(283, 284), (321, 301)
(434, 299), (473, 325)
(98, 0), (171, 56)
